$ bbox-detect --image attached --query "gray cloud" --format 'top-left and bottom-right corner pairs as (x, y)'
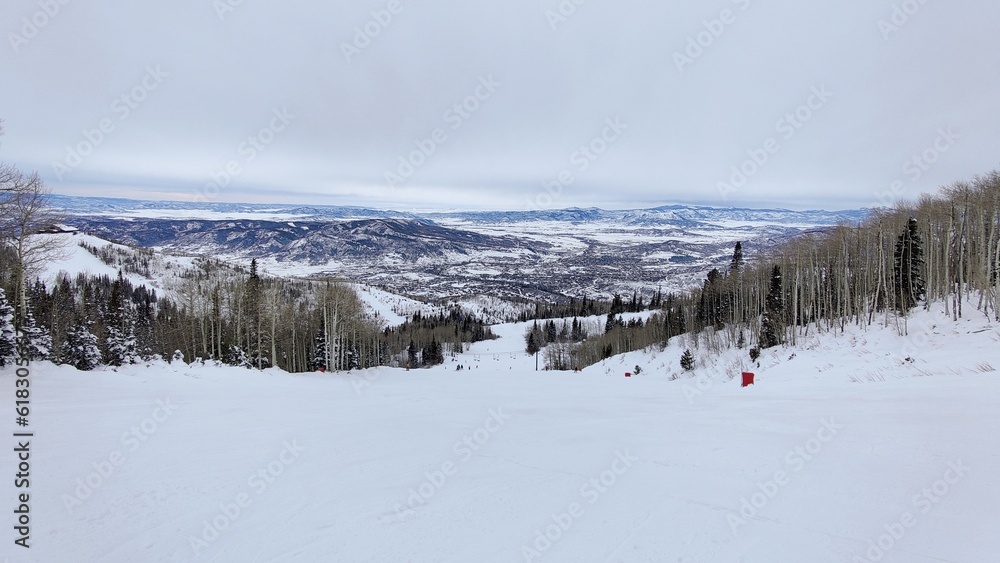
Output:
(2, 0), (998, 210)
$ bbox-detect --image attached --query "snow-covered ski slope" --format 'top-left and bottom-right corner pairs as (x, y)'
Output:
(2, 304), (998, 562)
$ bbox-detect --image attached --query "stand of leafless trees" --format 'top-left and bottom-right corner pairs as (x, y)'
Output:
(530, 170), (999, 369)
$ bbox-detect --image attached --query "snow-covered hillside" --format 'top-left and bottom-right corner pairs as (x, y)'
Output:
(36, 232), (200, 301)
(2, 304), (997, 562)
(39, 233), (163, 289)
(32, 233), (426, 329)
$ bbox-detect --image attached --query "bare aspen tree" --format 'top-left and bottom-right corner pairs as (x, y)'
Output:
(0, 170), (66, 325)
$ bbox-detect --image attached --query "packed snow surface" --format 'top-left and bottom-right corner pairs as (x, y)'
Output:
(2, 306), (998, 562)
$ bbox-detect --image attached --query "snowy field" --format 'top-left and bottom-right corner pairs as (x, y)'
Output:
(2, 307), (999, 562)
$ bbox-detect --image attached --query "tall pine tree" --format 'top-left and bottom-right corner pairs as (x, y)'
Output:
(311, 329), (329, 371)
(423, 337), (443, 366)
(761, 265), (784, 349)
(894, 217), (926, 311)
(105, 272), (137, 367)
(730, 241), (745, 273)
(241, 259), (269, 369)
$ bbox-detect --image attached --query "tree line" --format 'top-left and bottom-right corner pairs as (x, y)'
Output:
(526, 171), (999, 370)
(0, 249), (498, 371)
(514, 290), (667, 323)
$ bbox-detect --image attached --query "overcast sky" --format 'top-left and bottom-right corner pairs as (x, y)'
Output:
(2, 0), (998, 211)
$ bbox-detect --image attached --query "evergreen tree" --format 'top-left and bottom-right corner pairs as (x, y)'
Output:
(61, 323), (102, 371)
(558, 320), (570, 342)
(604, 313), (616, 334)
(680, 349), (695, 371)
(708, 268), (725, 329)
(651, 288), (663, 309)
(242, 259), (267, 369)
(730, 241), (745, 273)
(610, 294), (624, 315)
(663, 303), (686, 339)
(760, 311), (781, 349)
(766, 265), (784, 315)
(344, 344), (360, 370)
(526, 331), (540, 356)
(545, 319), (557, 343)
(49, 276), (75, 356)
(0, 288), (15, 366)
(761, 265), (784, 349)
(105, 272), (137, 366)
(423, 337), (444, 366)
(132, 286), (156, 360)
(19, 309), (51, 361)
(226, 344), (252, 369)
(311, 330), (329, 371)
(105, 325), (138, 366)
(894, 217), (926, 311)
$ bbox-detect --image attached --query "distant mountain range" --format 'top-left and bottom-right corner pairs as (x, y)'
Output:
(49, 195), (869, 300)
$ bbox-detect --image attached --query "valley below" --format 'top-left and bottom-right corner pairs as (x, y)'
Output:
(53, 196), (867, 301)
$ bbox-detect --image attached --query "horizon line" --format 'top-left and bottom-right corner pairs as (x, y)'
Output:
(47, 192), (873, 215)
